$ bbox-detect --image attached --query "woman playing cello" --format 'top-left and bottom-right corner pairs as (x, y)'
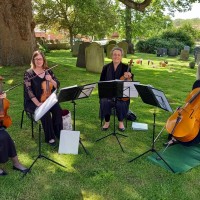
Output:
(165, 79), (200, 146)
(24, 50), (63, 146)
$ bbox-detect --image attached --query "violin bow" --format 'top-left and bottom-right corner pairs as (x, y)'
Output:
(3, 65), (58, 93)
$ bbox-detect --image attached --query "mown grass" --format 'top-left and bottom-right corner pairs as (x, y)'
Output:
(0, 50), (199, 200)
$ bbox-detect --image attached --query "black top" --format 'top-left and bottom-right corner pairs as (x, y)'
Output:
(24, 68), (60, 113)
(100, 62), (133, 81)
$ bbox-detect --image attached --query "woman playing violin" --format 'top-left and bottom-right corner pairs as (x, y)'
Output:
(0, 93), (28, 176)
(24, 50), (63, 146)
(100, 47), (133, 131)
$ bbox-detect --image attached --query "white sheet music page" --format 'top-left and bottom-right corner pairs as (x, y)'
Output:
(123, 81), (140, 98)
(34, 90), (58, 121)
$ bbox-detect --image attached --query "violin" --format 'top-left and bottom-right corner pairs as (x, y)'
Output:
(40, 72), (53, 103)
(0, 76), (12, 128)
(166, 87), (200, 142)
(120, 59), (133, 101)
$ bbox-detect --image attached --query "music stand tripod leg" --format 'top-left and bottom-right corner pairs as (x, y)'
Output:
(96, 105), (127, 152)
(22, 124), (66, 178)
(72, 100), (89, 155)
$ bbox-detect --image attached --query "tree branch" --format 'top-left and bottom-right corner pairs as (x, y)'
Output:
(118, 0), (152, 12)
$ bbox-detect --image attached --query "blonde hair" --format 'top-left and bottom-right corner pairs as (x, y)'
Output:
(30, 50), (48, 69)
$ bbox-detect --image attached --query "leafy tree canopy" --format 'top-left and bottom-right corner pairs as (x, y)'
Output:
(118, 0), (200, 12)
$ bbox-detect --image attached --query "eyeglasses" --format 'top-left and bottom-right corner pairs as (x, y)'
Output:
(34, 58), (43, 61)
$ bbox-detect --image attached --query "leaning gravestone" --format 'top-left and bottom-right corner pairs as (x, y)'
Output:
(106, 44), (116, 59)
(85, 42), (104, 73)
(117, 41), (128, 58)
(76, 42), (91, 68)
(180, 50), (189, 61)
(72, 41), (82, 57)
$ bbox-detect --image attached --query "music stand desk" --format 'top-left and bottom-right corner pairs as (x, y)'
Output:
(128, 84), (175, 173)
(58, 83), (96, 155)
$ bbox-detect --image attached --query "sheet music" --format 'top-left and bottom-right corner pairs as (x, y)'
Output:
(77, 83), (96, 99)
(123, 81), (140, 98)
(34, 91), (58, 121)
(151, 88), (173, 112)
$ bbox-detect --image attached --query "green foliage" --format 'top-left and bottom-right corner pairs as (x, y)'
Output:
(33, 0), (118, 44)
(136, 28), (194, 54)
(161, 29), (195, 47)
(136, 37), (185, 54)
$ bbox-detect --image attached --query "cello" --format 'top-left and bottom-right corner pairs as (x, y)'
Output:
(0, 76), (12, 128)
(166, 87), (200, 143)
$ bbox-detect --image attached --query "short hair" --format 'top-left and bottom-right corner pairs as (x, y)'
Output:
(30, 50), (48, 69)
(110, 47), (124, 56)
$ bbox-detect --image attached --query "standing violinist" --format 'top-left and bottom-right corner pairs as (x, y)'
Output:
(24, 50), (63, 146)
(100, 47), (133, 131)
(0, 93), (28, 176)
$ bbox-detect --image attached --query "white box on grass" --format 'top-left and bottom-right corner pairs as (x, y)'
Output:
(132, 122), (148, 131)
(58, 130), (80, 154)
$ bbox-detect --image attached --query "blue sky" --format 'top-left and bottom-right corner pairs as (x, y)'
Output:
(173, 3), (199, 19)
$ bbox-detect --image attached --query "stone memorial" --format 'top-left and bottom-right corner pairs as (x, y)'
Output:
(76, 42), (91, 68)
(85, 42), (104, 73)
(117, 41), (128, 58)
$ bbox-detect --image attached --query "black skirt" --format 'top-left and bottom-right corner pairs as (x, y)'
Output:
(0, 127), (17, 163)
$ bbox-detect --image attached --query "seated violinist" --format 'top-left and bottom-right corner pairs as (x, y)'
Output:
(0, 93), (28, 176)
(99, 47), (133, 132)
(164, 79), (200, 147)
(24, 50), (63, 146)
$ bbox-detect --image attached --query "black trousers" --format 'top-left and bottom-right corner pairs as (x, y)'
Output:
(0, 127), (17, 163)
(40, 103), (63, 142)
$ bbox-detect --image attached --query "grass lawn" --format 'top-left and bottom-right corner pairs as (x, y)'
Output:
(0, 50), (199, 200)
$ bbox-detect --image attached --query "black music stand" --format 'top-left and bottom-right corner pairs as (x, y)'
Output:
(96, 80), (129, 152)
(58, 83), (96, 155)
(128, 84), (175, 173)
(22, 94), (66, 178)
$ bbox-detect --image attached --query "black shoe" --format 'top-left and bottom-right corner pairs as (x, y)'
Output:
(0, 170), (7, 176)
(13, 166), (30, 174)
(118, 127), (125, 132)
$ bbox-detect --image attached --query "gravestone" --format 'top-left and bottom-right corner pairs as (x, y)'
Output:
(108, 40), (117, 45)
(184, 46), (190, 52)
(194, 46), (200, 63)
(168, 48), (178, 56)
(180, 50), (189, 61)
(196, 53), (200, 65)
(76, 42), (91, 68)
(106, 44), (116, 59)
(117, 41), (128, 58)
(85, 42), (104, 73)
(156, 48), (167, 57)
(72, 41), (82, 57)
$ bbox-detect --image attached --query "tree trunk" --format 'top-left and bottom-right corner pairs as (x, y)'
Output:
(125, 6), (134, 54)
(0, 0), (36, 66)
